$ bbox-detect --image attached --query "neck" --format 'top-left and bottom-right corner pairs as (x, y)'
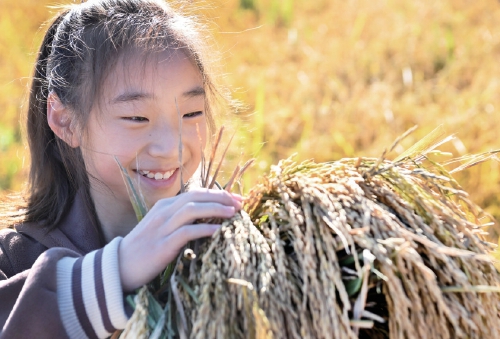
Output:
(90, 188), (138, 243)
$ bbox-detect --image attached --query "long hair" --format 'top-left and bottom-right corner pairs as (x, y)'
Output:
(1, 0), (228, 231)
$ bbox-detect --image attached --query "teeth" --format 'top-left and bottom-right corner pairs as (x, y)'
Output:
(140, 169), (176, 180)
(163, 170), (174, 179)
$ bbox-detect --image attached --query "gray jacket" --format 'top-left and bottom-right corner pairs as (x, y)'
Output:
(0, 192), (130, 338)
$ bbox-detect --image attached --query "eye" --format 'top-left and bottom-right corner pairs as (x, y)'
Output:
(183, 111), (203, 119)
(123, 116), (149, 122)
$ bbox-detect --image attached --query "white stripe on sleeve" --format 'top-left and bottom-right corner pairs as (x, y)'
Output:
(101, 237), (128, 329)
(57, 256), (87, 339)
(81, 250), (111, 338)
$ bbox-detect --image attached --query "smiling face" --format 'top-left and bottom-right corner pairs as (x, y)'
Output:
(81, 50), (207, 215)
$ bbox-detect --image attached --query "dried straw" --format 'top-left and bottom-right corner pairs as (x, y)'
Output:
(121, 132), (500, 339)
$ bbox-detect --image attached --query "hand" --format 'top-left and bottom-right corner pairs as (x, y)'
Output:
(118, 188), (242, 292)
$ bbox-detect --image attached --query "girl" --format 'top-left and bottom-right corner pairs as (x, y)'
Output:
(0, 0), (241, 338)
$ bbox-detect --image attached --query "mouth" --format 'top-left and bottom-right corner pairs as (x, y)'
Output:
(137, 169), (177, 181)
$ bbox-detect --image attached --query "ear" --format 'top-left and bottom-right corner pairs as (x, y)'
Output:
(47, 92), (80, 148)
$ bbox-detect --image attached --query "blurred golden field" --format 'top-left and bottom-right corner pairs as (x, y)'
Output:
(1, 0), (500, 242)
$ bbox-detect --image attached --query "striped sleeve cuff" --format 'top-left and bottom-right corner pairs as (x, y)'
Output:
(56, 237), (129, 339)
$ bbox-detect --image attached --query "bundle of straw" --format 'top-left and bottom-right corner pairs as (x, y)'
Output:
(118, 128), (500, 339)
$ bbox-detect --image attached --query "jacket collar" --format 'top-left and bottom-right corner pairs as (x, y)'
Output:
(15, 190), (103, 255)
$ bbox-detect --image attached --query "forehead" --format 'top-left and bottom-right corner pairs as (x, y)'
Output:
(100, 49), (203, 102)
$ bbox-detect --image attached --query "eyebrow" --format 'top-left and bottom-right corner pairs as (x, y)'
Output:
(110, 91), (153, 104)
(182, 86), (205, 98)
(110, 86), (205, 104)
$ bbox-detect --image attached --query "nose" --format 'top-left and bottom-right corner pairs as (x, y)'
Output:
(147, 119), (180, 160)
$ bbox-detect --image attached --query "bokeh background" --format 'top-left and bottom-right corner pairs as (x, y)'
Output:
(1, 0), (500, 241)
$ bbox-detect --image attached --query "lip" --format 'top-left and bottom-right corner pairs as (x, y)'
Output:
(134, 167), (180, 190)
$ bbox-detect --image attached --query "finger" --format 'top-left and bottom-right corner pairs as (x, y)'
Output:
(160, 202), (235, 235)
(156, 188), (241, 211)
(136, 193), (238, 237)
(165, 223), (221, 248)
(230, 193), (244, 201)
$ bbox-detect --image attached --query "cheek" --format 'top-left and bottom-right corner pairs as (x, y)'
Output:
(79, 137), (98, 173)
(80, 131), (122, 177)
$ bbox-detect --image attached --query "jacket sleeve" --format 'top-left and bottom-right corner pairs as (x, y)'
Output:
(0, 236), (129, 339)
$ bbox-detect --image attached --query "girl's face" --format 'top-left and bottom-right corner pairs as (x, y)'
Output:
(81, 50), (207, 210)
